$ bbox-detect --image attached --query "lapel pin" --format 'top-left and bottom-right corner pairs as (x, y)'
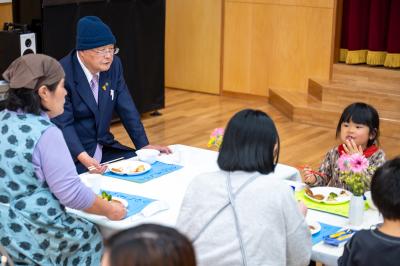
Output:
(102, 82), (109, 91)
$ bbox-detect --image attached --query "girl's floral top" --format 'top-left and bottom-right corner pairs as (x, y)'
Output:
(313, 146), (386, 189)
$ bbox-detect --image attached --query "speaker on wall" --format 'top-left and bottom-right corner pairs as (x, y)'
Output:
(19, 33), (37, 55)
(0, 31), (36, 75)
(12, 0), (43, 53)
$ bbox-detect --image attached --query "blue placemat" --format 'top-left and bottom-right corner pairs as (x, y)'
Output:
(312, 222), (341, 245)
(102, 190), (155, 217)
(104, 161), (183, 183)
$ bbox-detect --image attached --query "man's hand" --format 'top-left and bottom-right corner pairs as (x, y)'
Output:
(77, 152), (107, 174)
(143, 144), (172, 154)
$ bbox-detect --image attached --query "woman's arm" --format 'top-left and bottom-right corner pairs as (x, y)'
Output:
(84, 196), (126, 221)
(33, 126), (125, 220)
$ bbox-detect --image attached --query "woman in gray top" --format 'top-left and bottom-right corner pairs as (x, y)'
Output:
(177, 109), (311, 266)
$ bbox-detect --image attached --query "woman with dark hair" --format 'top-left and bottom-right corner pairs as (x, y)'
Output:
(177, 109), (311, 266)
(103, 223), (196, 266)
(0, 54), (126, 265)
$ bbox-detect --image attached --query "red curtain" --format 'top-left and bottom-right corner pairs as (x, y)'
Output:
(340, 0), (400, 68)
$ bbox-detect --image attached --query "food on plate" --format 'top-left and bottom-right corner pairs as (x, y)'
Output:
(304, 187), (325, 200)
(305, 187), (313, 197)
(327, 192), (338, 201)
(313, 194), (325, 200)
(134, 164), (145, 172)
(111, 167), (123, 173)
(309, 225), (315, 230)
(110, 162), (149, 175)
(340, 190), (349, 196)
(100, 191), (112, 201)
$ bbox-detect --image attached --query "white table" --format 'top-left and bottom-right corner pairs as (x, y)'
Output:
(286, 181), (382, 266)
(70, 144), (301, 238)
(307, 208), (381, 266)
(70, 144), (382, 265)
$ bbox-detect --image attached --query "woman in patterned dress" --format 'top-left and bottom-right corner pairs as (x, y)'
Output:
(0, 54), (126, 265)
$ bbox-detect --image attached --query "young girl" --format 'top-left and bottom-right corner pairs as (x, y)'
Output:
(302, 102), (386, 188)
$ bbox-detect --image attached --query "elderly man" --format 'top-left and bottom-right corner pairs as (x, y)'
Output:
(53, 16), (170, 174)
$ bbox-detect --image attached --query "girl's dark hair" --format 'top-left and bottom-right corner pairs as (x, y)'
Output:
(371, 157), (400, 220)
(108, 224), (196, 266)
(218, 109), (280, 175)
(335, 102), (380, 147)
(5, 81), (59, 115)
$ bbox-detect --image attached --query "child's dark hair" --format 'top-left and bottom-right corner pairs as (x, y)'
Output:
(108, 223), (196, 266)
(335, 102), (380, 147)
(371, 157), (400, 220)
(218, 109), (280, 175)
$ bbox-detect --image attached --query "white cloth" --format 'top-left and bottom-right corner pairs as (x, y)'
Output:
(76, 52), (99, 85)
(176, 170), (312, 266)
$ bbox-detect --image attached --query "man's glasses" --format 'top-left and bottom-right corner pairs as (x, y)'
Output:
(92, 47), (119, 56)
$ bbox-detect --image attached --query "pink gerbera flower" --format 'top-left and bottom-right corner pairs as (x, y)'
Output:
(349, 154), (369, 173)
(338, 154), (352, 171)
(210, 128), (224, 137)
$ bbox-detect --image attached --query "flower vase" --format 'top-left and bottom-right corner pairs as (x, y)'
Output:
(349, 195), (364, 225)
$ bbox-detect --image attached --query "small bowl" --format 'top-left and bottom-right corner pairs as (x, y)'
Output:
(136, 149), (160, 164)
(365, 191), (377, 210)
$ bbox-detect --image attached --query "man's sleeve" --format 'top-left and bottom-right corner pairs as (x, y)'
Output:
(51, 84), (85, 159)
(113, 57), (149, 149)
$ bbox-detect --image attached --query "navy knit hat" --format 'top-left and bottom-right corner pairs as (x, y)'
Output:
(76, 16), (116, 50)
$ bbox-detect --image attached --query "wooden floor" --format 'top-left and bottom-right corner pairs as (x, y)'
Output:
(111, 88), (399, 169)
(270, 64), (400, 139)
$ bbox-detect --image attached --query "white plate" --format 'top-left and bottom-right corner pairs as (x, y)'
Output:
(108, 161), (151, 176)
(304, 187), (351, 205)
(110, 197), (128, 208)
(308, 221), (321, 235)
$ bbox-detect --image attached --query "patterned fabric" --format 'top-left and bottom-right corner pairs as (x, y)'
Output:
(0, 110), (103, 265)
(90, 75), (99, 104)
(314, 146), (386, 189)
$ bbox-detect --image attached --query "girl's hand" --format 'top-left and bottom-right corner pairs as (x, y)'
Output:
(343, 139), (363, 155)
(301, 166), (317, 185)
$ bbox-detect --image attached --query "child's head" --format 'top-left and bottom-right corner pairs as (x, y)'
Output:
(106, 224), (196, 266)
(336, 102), (380, 148)
(218, 109), (280, 175)
(371, 157), (400, 221)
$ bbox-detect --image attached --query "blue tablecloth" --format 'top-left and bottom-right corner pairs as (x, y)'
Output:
(102, 190), (155, 217)
(312, 222), (341, 245)
(104, 161), (183, 183)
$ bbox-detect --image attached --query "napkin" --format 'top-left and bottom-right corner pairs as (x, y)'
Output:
(312, 222), (341, 245)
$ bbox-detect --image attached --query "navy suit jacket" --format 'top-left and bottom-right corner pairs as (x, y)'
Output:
(52, 50), (149, 160)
